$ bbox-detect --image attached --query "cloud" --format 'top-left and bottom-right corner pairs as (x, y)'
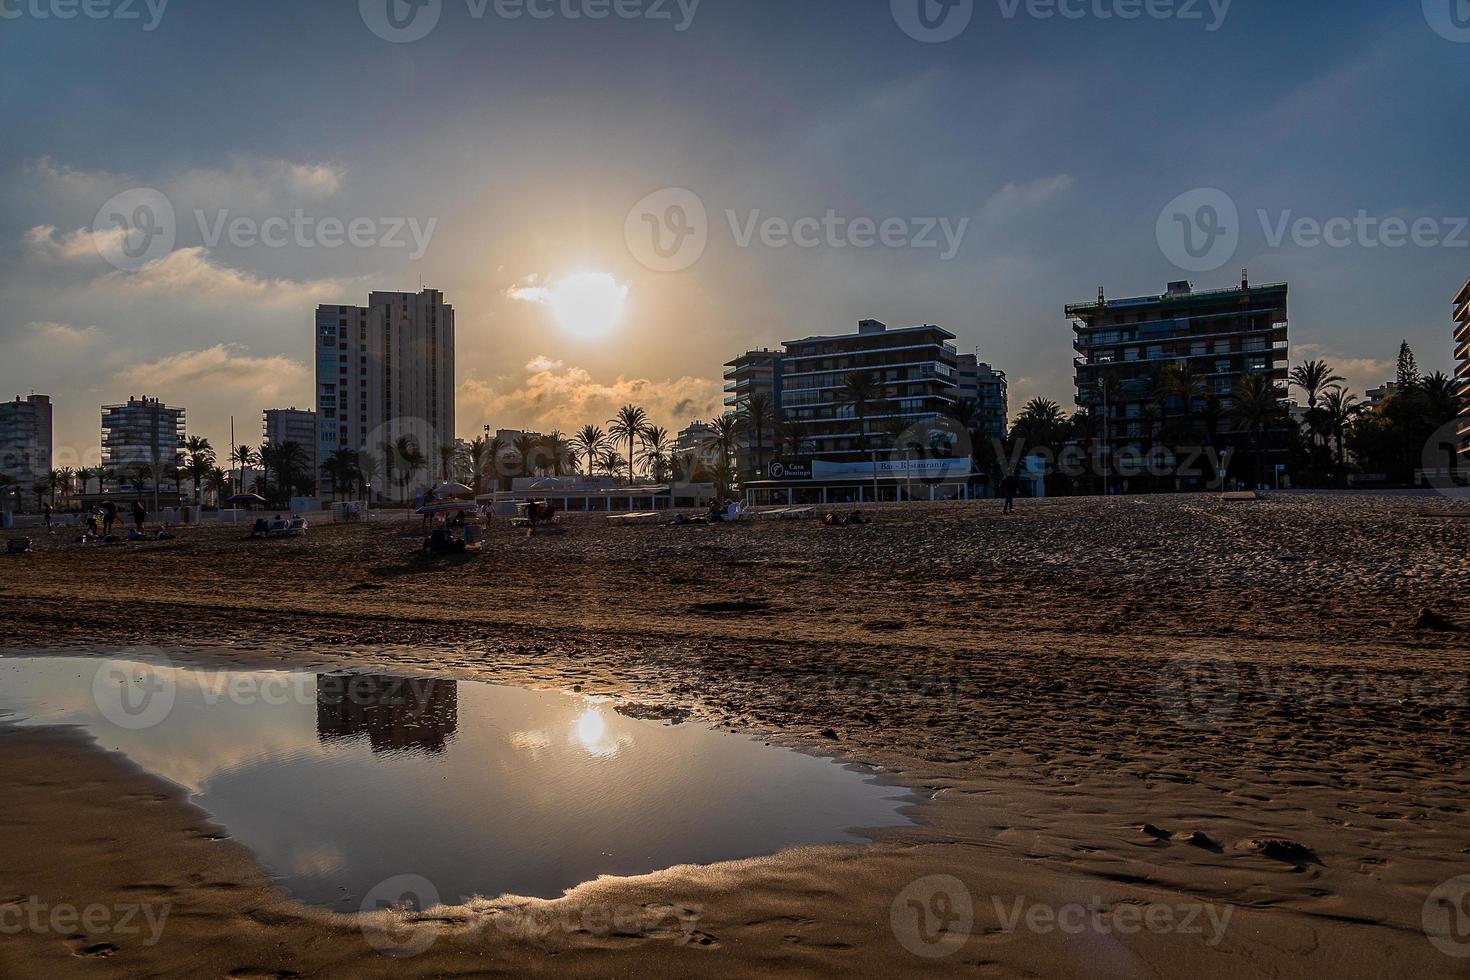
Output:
(979, 175), (1076, 223)
(115, 344), (309, 400)
(1291, 344), (1394, 397)
(24, 223), (103, 261)
(29, 155), (345, 213)
(458, 356), (723, 435)
(98, 246), (354, 308)
(26, 321), (102, 349)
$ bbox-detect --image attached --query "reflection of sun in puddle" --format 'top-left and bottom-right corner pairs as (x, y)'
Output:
(573, 708), (631, 757)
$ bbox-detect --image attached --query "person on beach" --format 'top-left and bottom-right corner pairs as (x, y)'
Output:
(85, 507), (99, 538)
(43, 501), (53, 533)
(132, 499), (146, 531)
(101, 500), (117, 536)
(1001, 469), (1019, 515)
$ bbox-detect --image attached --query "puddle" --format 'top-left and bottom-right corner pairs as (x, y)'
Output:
(0, 654), (912, 908)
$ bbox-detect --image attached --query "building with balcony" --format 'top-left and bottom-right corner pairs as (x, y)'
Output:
(315, 288), (455, 498)
(263, 407), (318, 477)
(955, 354), (1008, 440)
(723, 349), (783, 477)
(1455, 275), (1469, 460)
(101, 396), (185, 473)
(0, 394), (52, 488)
(1069, 277), (1290, 463)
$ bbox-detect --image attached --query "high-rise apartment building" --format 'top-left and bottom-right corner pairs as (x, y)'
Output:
(101, 396), (184, 472)
(723, 349), (783, 477)
(780, 319), (959, 462)
(955, 354), (1009, 440)
(1069, 277), (1289, 452)
(315, 289), (455, 495)
(263, 407), (319, 476)
(0, 394), (53, 486)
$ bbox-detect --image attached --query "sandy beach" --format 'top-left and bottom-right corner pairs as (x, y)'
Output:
(3, 492), (1470, 977)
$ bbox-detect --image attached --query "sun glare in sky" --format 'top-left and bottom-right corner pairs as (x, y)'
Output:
(545, 271), (628, 339)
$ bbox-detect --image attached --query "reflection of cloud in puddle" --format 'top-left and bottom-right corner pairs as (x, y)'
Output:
(572, 708), (632, 758)
(510, 729), (551, 757)
(291, 843), (346, 877)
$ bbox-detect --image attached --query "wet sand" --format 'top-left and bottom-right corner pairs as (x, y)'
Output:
(2, 493), (1469, 977)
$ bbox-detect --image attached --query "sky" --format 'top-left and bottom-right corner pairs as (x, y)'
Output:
(2, 0), (1468, 466)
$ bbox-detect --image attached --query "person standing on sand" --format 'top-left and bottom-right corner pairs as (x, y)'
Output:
(43, 501), (53, 533)
(1001, 470), (1019, 515)
(132, 499), (146, 531)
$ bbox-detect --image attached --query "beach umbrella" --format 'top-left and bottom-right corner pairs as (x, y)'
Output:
(433, 481), (475, 499)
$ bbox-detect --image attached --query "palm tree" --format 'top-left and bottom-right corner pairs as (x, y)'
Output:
(572, 425), (607, 478)
(182, 436), (215, 503)
(636, 425), (672, 482)
(608, 405), (649, 485)
(230, 444), (258, 495)
(390, 436), (425, 500)
(1229, 373), (1286, 488)
(541, 431), (573, 477)
(773, 418), (806, 459)
(703, 414), (741, 472)
(1289, 359), (1344, 412)
(461, 436), (491, 496)
(511, 433), (540, 478)
(204, 466), (231, 507)
(839, 371), (883, 502)
(76, 467), (96, 496)
(738, 392), (776, 480)
(484, 436), (507, 492)
(431, 443), (455, 483)
(1418, 371), (1461, 424)
(1320, 386), (1359, 481)
(357, 452), (382, 502)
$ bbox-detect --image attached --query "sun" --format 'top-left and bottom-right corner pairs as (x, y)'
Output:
(547, 271), (628, 338)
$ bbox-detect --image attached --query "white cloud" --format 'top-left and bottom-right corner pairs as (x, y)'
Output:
(458, 356), (722, 436)
(24, 223), (104, 261)
(979, 175), (1076, 223)
(116, 344), (309, 400)
(29, 155), (345, 213)
(97, 246), (354, 309)
(1291, 344), (1394, 398)
(26, 321), (102, 349)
